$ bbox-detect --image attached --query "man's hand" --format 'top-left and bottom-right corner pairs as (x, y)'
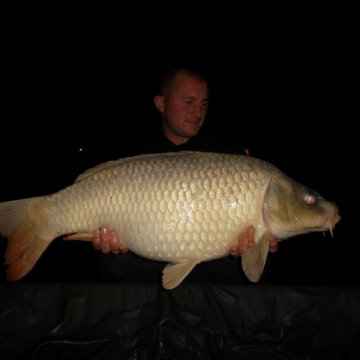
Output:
(230, 226), (278, 256)
(92, 227), (128, 255)
(92, 226), (278, 256)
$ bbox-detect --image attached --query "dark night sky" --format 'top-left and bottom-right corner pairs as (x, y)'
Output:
(1, 15), (358, 286)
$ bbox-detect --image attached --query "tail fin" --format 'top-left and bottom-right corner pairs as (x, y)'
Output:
(0, 198), (50, 281)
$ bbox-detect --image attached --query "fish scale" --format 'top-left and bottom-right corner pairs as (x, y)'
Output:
(0, 151), (340, 289)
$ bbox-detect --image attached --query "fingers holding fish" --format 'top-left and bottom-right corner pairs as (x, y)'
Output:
(268, 235), (278, 253)
(237, 227), (256, 256)
(230, 227), (278, 257)
(93, 227), (114, 254)
(92, 229), (101, 250)
(92, 227), (128, 255)
(230, 245), (240, 257)
(112, 231), (128, 254)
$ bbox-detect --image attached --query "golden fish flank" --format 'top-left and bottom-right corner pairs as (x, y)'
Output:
(0, 151), (341, 289)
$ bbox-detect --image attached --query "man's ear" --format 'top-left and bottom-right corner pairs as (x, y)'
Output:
(154, 95), (165, 113)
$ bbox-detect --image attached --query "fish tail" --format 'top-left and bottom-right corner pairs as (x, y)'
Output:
(0, 198), (51, 281)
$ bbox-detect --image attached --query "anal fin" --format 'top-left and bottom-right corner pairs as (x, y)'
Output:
(63, 232), (94, 241)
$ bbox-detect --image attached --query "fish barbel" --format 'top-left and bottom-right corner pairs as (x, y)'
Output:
(0, 151), (341, 289)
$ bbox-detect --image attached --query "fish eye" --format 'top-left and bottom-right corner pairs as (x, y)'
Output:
(304, 191), (317, 204)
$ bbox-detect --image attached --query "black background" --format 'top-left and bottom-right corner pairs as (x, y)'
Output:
(1, 8), (357, 286)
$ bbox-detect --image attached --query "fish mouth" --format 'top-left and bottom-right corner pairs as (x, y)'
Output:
(326, 212), (341, 237)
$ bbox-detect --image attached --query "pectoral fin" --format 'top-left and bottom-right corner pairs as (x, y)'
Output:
(162, 259), (201, 290)
(241, 232), (270, 282)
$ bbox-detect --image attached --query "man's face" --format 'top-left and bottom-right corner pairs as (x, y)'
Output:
(155, 73), (209, 145)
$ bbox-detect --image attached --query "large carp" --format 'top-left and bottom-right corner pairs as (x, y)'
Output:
(0, 151), (340, 289)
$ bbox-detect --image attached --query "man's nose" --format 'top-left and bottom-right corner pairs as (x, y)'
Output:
(192, 103), (202, 117)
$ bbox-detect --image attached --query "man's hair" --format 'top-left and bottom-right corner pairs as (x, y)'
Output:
(159, 67), (208, 98)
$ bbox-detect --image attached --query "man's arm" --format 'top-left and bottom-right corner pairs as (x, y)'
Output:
(92, 226), (278, 256)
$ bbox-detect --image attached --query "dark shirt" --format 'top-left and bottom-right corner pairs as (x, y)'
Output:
(116, 124), (249, 158)
(97, 126), (268, 286)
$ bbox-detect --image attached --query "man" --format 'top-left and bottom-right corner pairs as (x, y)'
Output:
(92, 67), (278, 284)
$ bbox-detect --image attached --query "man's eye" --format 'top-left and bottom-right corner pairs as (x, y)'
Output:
(185, 100), (193, 105)
(201, 102), (209, 107)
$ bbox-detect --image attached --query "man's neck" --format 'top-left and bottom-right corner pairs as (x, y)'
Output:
(161, 129), (190, 146)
